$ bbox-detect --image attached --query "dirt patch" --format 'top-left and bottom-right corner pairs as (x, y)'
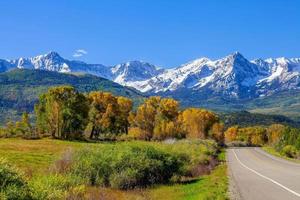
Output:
(190, 157), (219, 177)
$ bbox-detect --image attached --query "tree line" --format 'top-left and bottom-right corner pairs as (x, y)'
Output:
(225, 124), (300, 158)
(0, 86), (224, 143)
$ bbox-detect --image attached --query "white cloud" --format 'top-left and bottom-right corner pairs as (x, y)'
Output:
(73, 49), (88, 58)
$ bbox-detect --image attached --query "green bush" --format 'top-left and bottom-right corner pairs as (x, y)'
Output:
(277, 127), (300, 150)
(0, 158), (30, 200)
(71, 144), (185, 189)
(281, 145), (298, 158)
(28, 174), (84, 200)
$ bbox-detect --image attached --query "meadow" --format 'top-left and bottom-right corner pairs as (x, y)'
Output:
(0, 138), (228, 200)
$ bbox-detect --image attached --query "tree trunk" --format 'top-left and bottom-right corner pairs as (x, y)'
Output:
(90, 126), (95, 139)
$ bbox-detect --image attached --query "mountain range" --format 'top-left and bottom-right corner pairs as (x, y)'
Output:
(1, 51), (300, 100)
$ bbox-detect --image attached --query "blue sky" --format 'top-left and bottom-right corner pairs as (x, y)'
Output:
(1, 0), (299, 67)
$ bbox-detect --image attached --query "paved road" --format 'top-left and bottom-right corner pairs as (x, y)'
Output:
(227, 148), (300, 200)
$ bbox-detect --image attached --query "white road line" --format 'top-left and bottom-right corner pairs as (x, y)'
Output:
(232, 149), (300, 198)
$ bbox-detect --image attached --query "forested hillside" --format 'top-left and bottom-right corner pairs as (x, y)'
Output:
(0, 69), (144, 124)
(220, 111), (300, 128)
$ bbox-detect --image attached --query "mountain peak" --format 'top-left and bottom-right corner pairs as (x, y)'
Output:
(222, 52), (249, 66)
(43, 51), (62, 59)
(124, 60), (149, 67)
(230, 51), (245, 59)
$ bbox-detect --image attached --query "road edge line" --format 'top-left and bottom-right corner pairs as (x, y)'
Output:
(232, 149), (300, 198)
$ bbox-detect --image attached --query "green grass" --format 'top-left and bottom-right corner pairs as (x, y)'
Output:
(262, 146), (300, 163)
(0, 138), (228, 199)
(148, 164), (228, 200)
(0, 138), (87, 173)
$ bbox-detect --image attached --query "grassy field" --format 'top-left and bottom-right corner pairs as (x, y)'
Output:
(0, 138), (228, 199)
(0, 138), (87, 173)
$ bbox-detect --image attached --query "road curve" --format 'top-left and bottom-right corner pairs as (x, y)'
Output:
(227, 148), (300, 200)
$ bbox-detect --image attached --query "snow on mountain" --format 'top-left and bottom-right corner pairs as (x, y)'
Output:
(2, 51), (300, 99)
(4, 52), (164, 89)
(130, 52), (270, 97)
(253, 57), (300, 96)
(7, 52), (112, 79)
(129, 52), (300, 98)
(110, 60), (164, 90)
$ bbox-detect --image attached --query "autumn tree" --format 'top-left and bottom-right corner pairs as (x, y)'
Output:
(131, 97), (161, 140)
(178, 108), (219, 139)
(117, 96), (133, 134)
(266, 124), (285, 145)
(88, 92), (133, 139)
(88, 92), (116, 138)
(247, 126), (267, 146)
(224, 126), (238, 142)
(210, 123), (225, 145)
(225, 126), (268, 146)
(153, 98), (181, 139)
(130, 97), (183, 140)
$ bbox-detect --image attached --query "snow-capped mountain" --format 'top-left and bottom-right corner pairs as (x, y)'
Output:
(7, 52), (112, 79)
(111, 61), (165, 90)
(134, 52), (268, 95)
(254, 57), (300, 96)
(2, 51), (300, 100)
(3, 52), (161, 86)
(125, 52), (300, 98)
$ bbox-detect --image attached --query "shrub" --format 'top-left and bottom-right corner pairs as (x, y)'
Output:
(127, 127), (150, 140)
(0, 158), (30, 200)
(276, 127), (300, 150)
(28, 174), (84, 200)
(70, 144), (184, 189)
(281, 145), (298, 158)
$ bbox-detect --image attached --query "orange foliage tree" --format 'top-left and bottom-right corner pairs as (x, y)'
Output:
(88, 92), (132, 139)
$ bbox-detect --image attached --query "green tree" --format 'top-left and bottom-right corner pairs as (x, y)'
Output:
(35, 86), (89, 139)
(15, 112), (33, 138)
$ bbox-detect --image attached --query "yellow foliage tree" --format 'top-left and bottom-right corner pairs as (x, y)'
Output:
(88, 92), (132, 138)
(224, 126), (238, 142)
(133, 97), (159, 140)
(178, 108), (219, 139)
(117, 97), (133, 134)
(210, 123), (225, 145)
(266, 124), (285, 145)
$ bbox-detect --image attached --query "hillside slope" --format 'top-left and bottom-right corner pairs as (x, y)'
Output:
(0, 69), (144, 123)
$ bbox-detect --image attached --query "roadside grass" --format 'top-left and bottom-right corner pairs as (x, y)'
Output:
(147, 164), (228, 200)
(262, 146), (300, 163)
(83, 164), (228, 200)
(0, 138), (228, 199)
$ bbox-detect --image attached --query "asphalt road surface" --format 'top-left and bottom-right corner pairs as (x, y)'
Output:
(227, 148), (300, 200)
